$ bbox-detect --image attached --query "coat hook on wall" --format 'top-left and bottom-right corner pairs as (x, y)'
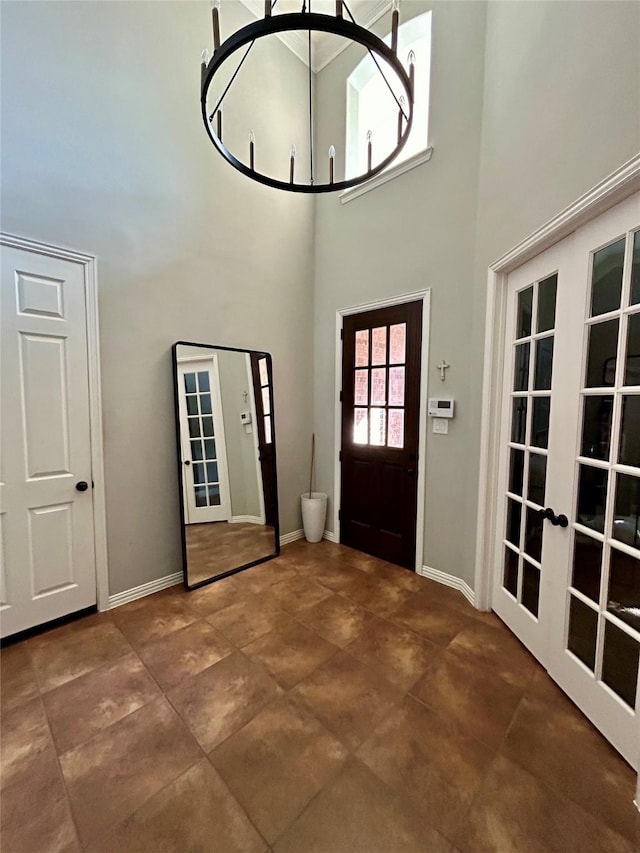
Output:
(437, 360), (450, 381)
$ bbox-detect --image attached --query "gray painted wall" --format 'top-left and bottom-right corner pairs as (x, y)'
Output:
(312, 0), (640, 586)
(0, 1), (315, 595)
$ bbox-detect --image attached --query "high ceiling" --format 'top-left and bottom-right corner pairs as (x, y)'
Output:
(239, 0), (391, 71)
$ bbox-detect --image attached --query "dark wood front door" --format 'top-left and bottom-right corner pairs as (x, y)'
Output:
(250, 353), (277, 528)
(340, 300), (423, 570)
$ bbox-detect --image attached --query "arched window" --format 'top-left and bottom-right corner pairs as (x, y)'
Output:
(345, 11), (432, 187)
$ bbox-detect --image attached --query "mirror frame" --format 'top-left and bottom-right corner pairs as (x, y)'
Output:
(172, 341), (280, 590)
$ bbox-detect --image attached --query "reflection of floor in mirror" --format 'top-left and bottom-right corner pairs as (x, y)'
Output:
(185, 521), (276, 585)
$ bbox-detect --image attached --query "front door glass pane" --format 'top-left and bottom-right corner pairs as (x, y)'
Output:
(388, 409), (404, 448)
(371, 327), (387, 365)
(354, 409), (368, 444)
(388, 367), (405, 406)
(369, 408), (386, 445)
(355, 370), (368, 405)
(389, 323), (406, 363)
(355, 330), (369, 367)
(590, 238), (625, 317)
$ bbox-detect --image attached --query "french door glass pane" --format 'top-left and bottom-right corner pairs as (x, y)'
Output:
(204, 439), (216, 459)
(619, 395), (640, 467)
(370, 368), (386, 405)
(509, 448), (524, 496)
(199, 393), (212, 415)
(567, 596), (598, 671)
(186, 396), (198, 416)
(586, 319), (619, 387)
(354, 370), (368, 405)
(581, 395), (613, 461)
(527, 453), (546, 506)
(631, 230), (640, 306)
(524, 507), (543, 562)
(506, 499), (521, 547)
(188, 418), (200, 439)
(184, 373), (196, 394)
(371, 327), (387, 365)
(607, 547), (640, 631)
(590, 238), (625, 317)
(514, 343), (530, 391)
(612, 473), (640, 548)
(194, 485), (207, 507)
(576, 465), (608, 532)
(191, 440), (203, 461)
(516, 286), (533, 338)
(193, 463), (205, 485)
(503, 546), (518, 596)
(534, 337), (554, 390)
(389, 323), (406, 363)
(601, 621), (639, 708)
(355, 330), (369, 367)
(197, 371), (210, 392)
(206, 462), (219, 483)
(531, 397), (550, 448)
(537, 274), (557, 333)
(202, 417), (214, 437)
(208, 484), (221, 506)
(522, 561), (540, 616)
(624, 313), (640, 385)
(511, 398), (527, 444)
(571, 532), (602, 602)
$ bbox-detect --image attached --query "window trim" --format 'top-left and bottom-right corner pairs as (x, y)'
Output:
(340, 145), (433, 204)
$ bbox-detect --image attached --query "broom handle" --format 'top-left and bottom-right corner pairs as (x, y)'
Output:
(308, 433), (315, 499)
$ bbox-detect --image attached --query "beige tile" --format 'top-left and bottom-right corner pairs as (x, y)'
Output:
(1, 743), (79, 852)
(389, 597), (472, 645)
(206, 592), (289, 647)
(137, 619), (233, 690)
(502, 692), (640, 844)
(345, 617), (440, 691)
(292, 651), (401, 750)
(29, 617), (132, 692)
(274, 756), (450, 853)
(269, 575), (334, 614)
(90, 760), (266, 853)
(456, 754), (638, 853)
(111, 590), (198, 647)
(60, 696), (201, 847)
(0, 642), (40, 711)
(167, 651), (282, 751)
(296, 593), (376, 648)
(410, 649), (522, 749)
(243, 618), (339, 689)
(211, 695), (348, 843)
(446, 618), (538, 690)
(358, 694), (494, 840)
(43, 652), (161, 754)
(1, 695), (53, 790)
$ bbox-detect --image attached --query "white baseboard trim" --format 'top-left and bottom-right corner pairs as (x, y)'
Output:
(323, 530), (339, 543)
(230, 515), (264, 525)
(108, 572), (183, 610)
(280, 529), (304, 546)
(420, 565), (476, 608)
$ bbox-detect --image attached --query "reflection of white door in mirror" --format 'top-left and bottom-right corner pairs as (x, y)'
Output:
(176, 356), (231, 524)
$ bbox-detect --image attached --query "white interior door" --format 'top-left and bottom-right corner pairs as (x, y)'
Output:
(176, 357), (231, 524)
(1, 246), (97, 638)
(493, 192), (640, 768)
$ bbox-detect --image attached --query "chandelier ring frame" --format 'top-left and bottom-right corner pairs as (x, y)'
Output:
(201, 12), (414, 194)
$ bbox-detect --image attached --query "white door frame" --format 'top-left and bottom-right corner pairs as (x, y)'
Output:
(333, 289), (431, 574)
(0, 231), (110, 612)
(474, 154), (640, 613)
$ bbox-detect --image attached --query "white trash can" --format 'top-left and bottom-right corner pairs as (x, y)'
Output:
(301, 492), (328, 543)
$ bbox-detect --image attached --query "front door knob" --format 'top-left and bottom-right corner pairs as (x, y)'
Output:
(76, 481), (89, 492)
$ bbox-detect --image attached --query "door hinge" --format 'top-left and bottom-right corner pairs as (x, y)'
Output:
(339, 450), (342, 461)
(339, 390), (343, 403)
(340, 328), (344, 340)
(338, 509), (341, 521)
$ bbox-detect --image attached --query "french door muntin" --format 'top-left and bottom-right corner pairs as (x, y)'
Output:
(176, 356), (231, 524)
(546, 196), (640, 768)
(493, 236), (571, 663)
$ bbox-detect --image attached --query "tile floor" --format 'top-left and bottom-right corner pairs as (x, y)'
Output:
(1, 539), (638, 852)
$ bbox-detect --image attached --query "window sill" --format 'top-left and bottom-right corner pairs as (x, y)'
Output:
(339, 146), (434, 205)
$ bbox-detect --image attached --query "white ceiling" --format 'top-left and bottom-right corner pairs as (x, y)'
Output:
(239, 0), (392, 72)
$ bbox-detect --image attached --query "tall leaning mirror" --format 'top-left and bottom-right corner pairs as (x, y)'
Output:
(172, 342), (279, 589)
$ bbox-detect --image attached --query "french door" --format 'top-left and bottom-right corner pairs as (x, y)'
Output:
(176, 357), (231, 524)
(493, 192), (640, 767)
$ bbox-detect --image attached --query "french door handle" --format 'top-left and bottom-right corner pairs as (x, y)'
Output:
(184, 460), (191, 466)
(538, 507), (569, 528)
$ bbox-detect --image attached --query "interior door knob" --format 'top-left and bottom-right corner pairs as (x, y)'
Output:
(75, 481), (89, 492)
(184, 460), (191, 466)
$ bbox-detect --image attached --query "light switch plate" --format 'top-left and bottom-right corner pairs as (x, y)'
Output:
(432, 417), (449, 435)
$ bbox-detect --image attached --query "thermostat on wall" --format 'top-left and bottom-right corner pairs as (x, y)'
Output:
(428, 398), (455, 418)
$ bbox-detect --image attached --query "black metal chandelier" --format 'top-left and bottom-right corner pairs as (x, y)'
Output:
(200, 1), (414, 193)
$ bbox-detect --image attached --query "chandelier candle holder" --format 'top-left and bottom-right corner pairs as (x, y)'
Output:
(200, 0), (415, 193)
